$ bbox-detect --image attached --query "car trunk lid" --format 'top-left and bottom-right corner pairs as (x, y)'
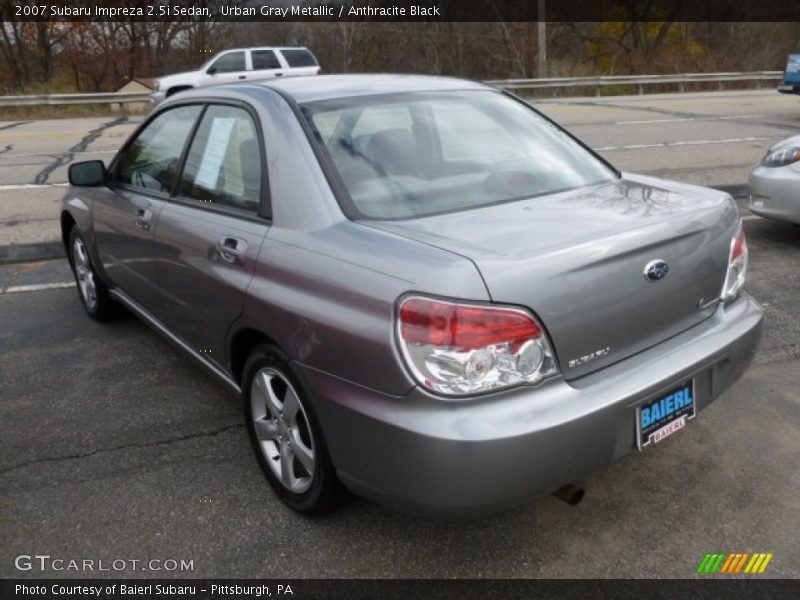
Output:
(366, 176), (739, 379)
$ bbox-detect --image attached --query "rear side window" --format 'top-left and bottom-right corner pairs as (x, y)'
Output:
(210, 52), (246, 73)
(178, 105), (263, 213)
(116, 105), (202, 194)
(280, 49), (317, 68)
(252, 50), (281, 70)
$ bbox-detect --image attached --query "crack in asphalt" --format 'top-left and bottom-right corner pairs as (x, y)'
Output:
(0, 423), (244, 475)
(0, 144), (13, 156)
(0, 121), (28, 131)
(4, 451), (255, 495)
(33, 117), (128, 185)
(753, 345), (800, 366)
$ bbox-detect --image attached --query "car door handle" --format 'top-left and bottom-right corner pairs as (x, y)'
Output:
(134, 208), (152, 231)
(217, 236), (247, 265)
(238, 75), (247, 80)
(274, 72), (283, 78)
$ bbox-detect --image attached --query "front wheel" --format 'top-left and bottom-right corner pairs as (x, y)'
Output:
(243, 344), (344, 515)
(68, 228), (119, 321)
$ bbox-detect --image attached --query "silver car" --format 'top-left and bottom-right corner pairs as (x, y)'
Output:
(749, 135), (800, 224)
(61, 75), (762, 517)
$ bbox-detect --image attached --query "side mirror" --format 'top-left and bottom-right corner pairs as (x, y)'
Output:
(207, 66), (218, 75)
(68, 160), (107, 187)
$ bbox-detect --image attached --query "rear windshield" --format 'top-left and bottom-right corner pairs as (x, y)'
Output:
(281, 49), (318, 67)
(301, 91), (615, 220)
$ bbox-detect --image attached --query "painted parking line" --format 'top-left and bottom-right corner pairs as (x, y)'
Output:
(615, 114), (766, 125)
(0, 183), (68, 191)
(0, 129), (135, 141)
(2, 281), (74, 294)
(615, 117), (695, 125)
(595, 136), (780, 151)
(3, 149), (116, 159)
(717, 115), (767, 120)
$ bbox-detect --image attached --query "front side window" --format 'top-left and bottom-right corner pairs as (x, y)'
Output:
(178, 105), (263, 213)
(252, 50), (281, 70)
(303, 91), (615, 220)
(116, 105), (202, 194)
(210, 51), (246, 74)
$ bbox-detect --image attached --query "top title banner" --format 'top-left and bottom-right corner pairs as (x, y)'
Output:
(5, 0), (800, 22)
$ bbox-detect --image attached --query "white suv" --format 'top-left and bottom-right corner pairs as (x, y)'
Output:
(151, 47), (320, 106)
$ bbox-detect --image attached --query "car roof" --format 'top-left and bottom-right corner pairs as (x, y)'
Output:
(219, 46), (311, 52)
(255, 74), (495, 104)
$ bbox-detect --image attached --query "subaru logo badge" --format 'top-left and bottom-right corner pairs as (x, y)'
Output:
(644, 259), (669, 281)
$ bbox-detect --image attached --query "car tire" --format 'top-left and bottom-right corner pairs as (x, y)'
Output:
(243, 344), (344, 516)
(68, 228), (119, 321)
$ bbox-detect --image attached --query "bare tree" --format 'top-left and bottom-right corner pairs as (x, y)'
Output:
(2, 15), (800, 94)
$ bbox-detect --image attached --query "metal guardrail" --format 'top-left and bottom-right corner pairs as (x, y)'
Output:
(0, 72), (785, 107)
(487, 71), (784, 95)
(0, 92), (151, 107)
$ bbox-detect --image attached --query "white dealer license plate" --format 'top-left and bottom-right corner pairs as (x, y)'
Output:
(636, 381), (696, 450)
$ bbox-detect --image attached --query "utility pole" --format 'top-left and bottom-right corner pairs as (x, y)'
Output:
(538, 0), (547, 77)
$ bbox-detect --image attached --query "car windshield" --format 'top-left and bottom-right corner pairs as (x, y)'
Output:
(301, 90), (616, 220)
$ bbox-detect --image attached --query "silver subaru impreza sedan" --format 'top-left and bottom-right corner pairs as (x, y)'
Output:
(61, 75), (762, 517)
(749, 135), (800, 224)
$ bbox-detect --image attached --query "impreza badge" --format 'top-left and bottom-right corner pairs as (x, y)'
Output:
(568, 346), (611, 369)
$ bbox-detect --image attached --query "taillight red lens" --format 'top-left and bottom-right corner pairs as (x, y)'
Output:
(399, 297), (542, 349)
(396, 295), (558, 395)
(731, 227), (747, 262)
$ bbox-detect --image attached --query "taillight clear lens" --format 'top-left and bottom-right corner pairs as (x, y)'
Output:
(397, 296), (559, 396)
(721, 221), (748, 302)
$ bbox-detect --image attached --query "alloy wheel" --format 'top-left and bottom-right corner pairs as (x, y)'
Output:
(73, 237), (97, 310)
(250, 367), (316, 494)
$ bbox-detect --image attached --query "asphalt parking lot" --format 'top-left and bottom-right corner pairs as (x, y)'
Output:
(1, 89), (799, 579)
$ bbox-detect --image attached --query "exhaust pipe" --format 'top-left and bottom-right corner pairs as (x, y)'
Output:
(552, 483), (585, 506)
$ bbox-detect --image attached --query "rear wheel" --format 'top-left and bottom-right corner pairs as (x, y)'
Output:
(243, 344), (343, 515)
(68, 228), (119, 321)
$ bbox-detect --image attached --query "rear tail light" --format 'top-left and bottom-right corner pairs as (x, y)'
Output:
(397, 296), (559, 396)
(721, 221), (748, 302)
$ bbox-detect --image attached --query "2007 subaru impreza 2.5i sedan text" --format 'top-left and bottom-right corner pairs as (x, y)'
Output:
(61, 75), (762, 517)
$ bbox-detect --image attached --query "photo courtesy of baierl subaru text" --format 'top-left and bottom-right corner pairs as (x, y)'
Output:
(1, 0), (799, 598)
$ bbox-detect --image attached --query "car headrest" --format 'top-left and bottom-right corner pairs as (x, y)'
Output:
(365, 129), (417, 177)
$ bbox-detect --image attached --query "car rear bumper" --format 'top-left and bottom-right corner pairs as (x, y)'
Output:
(749, 165), (800, 224)
(777, 83), (800, 94)
(298, 293), (762, 517)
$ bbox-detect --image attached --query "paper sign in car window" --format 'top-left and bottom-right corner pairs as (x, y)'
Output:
(194, 118), (236, 190)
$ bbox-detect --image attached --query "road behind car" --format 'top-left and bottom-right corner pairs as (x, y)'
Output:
(2, 89), (799, 577)
(1, 215), (798, 577)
